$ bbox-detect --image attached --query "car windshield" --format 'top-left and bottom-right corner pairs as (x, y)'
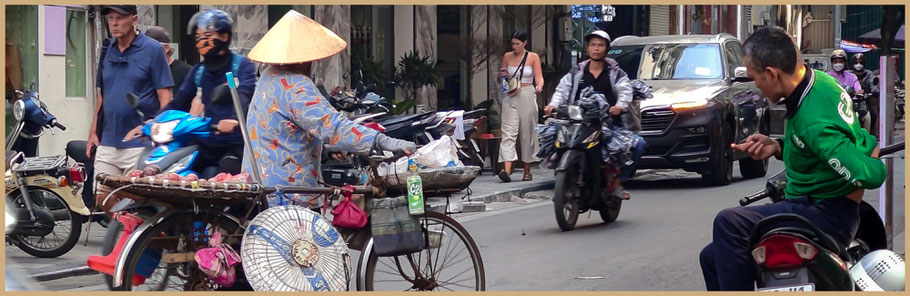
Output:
(607, 43), (723, 80)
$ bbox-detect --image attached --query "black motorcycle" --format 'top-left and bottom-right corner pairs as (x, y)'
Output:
(739, 141), (904, 291)
(549, 105), (623, 231)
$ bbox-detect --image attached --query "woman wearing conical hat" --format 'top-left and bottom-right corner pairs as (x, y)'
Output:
(242, 10), (415, 207)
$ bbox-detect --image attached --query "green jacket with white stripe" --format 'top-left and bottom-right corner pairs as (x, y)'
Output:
(782, 69), (885, 200)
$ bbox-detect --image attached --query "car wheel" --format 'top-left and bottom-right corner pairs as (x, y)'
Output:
(703, 122), (733, 186)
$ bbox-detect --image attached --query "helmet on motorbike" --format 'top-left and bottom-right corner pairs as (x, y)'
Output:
(187, 9), (234, 36)
(849, 249), (905, 291)
(831, 49), (848, 62)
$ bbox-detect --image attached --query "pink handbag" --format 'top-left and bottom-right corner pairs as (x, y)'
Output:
(194, 232), (242, 287)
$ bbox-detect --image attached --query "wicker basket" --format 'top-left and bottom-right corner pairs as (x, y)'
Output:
(382, 166), (480, 195)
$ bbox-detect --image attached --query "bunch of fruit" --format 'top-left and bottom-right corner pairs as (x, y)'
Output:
(126, 165), (253, 183)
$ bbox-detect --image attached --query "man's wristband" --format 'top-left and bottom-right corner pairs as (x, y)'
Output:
(774, 138), (785, 160)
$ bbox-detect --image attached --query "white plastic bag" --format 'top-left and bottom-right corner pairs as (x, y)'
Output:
(415, 136), (462, 168)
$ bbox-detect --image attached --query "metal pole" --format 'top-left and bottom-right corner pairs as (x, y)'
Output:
(878, 55), (896, 249)
(737, 5), (743, 40)
(678, 5), (685, 34)
(834, 5), (842, 48)
(225, 72), (263, 184)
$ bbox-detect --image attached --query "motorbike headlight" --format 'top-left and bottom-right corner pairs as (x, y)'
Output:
(13, 100), (25, 121)
(151, 120), (179, 143)
(568, 105), (583, 120)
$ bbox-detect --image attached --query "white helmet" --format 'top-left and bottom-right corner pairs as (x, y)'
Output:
(849, 249), (905, 291)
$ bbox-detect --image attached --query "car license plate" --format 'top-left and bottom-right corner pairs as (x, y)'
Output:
(758, 284), (815, 292)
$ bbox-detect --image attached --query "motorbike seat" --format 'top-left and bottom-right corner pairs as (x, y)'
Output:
(377, 112), (434, 127)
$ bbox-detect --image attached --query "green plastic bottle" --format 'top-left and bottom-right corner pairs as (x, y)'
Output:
(406, 158), (425, 215)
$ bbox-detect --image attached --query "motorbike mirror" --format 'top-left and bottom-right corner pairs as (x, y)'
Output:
(125, 93), (145, 119)
(385, 81), (397, 88)
(733, 66), (751, 82)
(12, 100), (26, 121)
(365, 83), (377, 93)
(845, 86), (855, 95)
(125, 93), (141, 109)
(342, 71), (349, 80)
(209, 84), (233, 106)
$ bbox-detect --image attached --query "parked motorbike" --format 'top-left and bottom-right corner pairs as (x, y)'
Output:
(739, 141), (905, 291)
(5, 91), (91, 258)
(91, 91), (238, 289)
(548, 104), (623, 231)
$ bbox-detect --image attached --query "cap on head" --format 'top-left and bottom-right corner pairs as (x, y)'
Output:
(144, 26), (171, 44)
(101, 5), (138, 16)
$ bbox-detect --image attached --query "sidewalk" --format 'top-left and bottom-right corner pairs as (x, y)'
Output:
(425, 167), (555, 213)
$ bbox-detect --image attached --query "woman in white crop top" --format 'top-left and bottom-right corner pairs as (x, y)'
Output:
(497, 31), (544, 182)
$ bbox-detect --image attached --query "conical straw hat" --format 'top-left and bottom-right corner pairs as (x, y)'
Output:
(247, 10), (346, 65)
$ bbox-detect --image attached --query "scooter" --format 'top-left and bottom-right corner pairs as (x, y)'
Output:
(5, 91), (91, 258)
(739, 141), (905, 291)
(548, 104), (624, 231)
(91, 91), (237, 289)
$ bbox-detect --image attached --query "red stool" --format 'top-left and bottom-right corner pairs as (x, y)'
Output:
(86, 213), (149, 286)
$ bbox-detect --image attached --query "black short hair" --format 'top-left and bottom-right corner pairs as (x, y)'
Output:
(511, 31), (528, 42)
(743, 26), (798, 74)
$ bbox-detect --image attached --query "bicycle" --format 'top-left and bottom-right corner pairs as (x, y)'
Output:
(96, 153), (485, 291)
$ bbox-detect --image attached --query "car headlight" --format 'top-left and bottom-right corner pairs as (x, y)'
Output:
(151, 120), (179, 143)
(13, 100), (25, 121)
(671, 99), (709, 111)
(568, 105), (583, 120)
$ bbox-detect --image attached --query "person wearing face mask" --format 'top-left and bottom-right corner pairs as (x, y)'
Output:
(851, 52), (879, 136)
(826, 49), (863, 94)
(124, 8), (256, 179)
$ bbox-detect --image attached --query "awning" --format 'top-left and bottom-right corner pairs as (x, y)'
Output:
(857, 25), (905, 47)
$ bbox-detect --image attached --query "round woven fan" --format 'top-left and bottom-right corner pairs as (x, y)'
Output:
(241, 205), (351, 291)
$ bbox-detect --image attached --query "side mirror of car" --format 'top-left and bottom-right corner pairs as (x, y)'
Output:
(733, 66), (751, 83)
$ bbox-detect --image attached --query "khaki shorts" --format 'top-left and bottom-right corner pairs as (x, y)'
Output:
(93, 145), (146, 212)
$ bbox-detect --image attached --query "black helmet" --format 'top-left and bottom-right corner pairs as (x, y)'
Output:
(852, 53), (866, 64)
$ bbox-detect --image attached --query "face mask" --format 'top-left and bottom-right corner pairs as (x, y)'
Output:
(832, 63), (845, 72)
(196, 37), (228, 58)
(854, 64), (864, 71)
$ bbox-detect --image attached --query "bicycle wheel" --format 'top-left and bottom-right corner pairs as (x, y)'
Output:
(363, 211), (485, 291)
(115, 211), (242, 291)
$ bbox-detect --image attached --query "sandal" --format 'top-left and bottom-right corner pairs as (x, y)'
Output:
(612, 186), (631, 200)
(522, 172), (533, 181)
(498, 170), (512, 183)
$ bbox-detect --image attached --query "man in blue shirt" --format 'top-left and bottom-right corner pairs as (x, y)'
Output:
(87, 5), (173, 204)
(139, 9), (256, 178)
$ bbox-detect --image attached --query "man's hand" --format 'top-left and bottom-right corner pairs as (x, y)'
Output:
(731, 134), (780, 160)
(122, 125), (144, 142)
(86, 134), (100, 159)
(609, 106), (624, 116)
(543, 105), (557, 116)
(215, 119), (239, 134)
(189, 97), (205, 117)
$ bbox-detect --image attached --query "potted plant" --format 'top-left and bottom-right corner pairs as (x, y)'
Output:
(392, 50), (439, 114)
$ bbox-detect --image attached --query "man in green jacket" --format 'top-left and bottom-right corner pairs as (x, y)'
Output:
(699, 26), (885, 291)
